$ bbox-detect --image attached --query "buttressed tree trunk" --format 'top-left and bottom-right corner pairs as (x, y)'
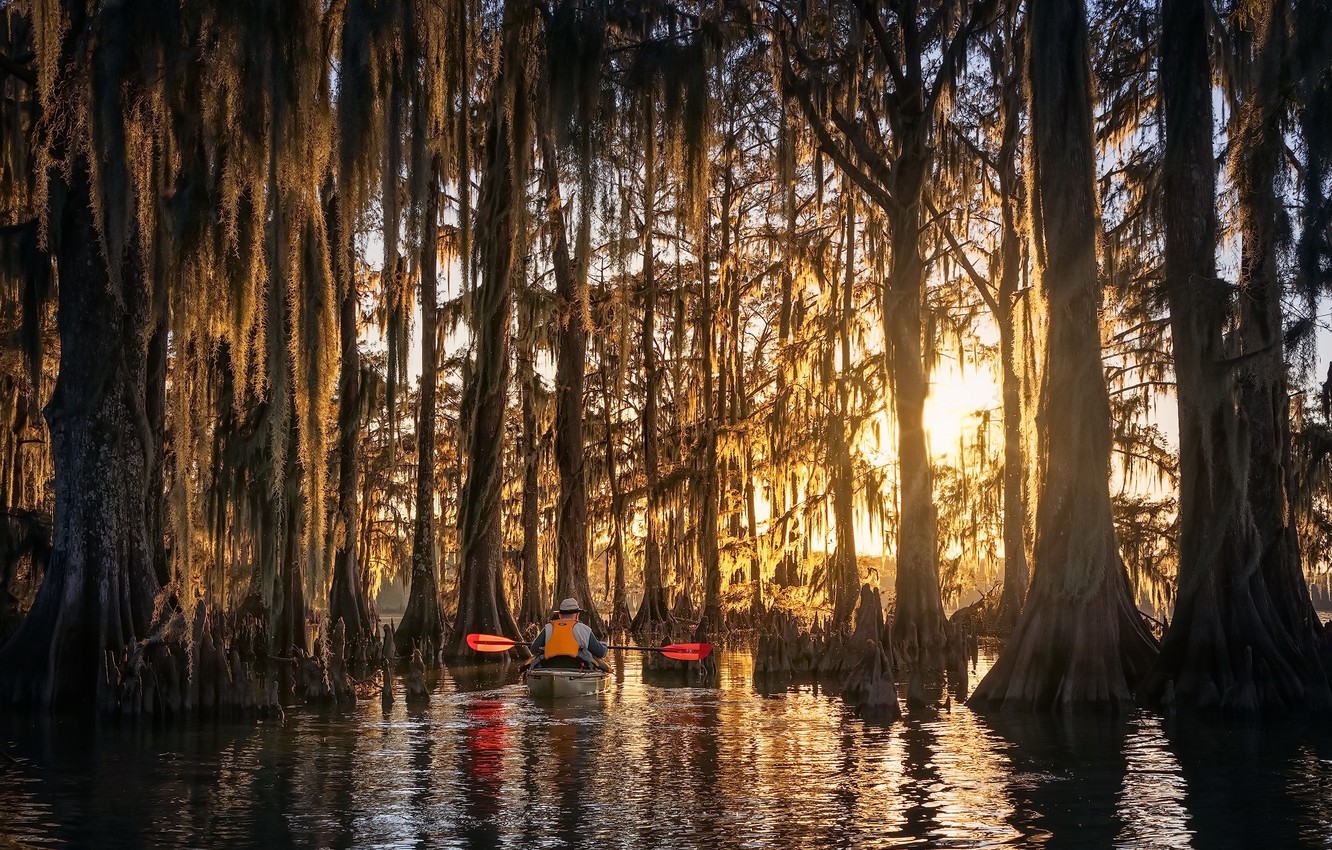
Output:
(327, 188), (372, 645)
(632, 103), (672, 635)
(399, 158), (445, 656)
(1142, 0), (1329, 715)
(446, 2), (531, 660)
(0, 156), (159, 709)
(971, 0), (1157, 711)
(1231, 0), (1327, 658)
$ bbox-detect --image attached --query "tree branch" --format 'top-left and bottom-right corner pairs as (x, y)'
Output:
(0, 52), (35, 87)
(781, 58), (899, 214)
(922, 195), (1000, 316)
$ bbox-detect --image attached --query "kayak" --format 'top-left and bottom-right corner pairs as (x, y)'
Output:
(526, 667), (611, 699)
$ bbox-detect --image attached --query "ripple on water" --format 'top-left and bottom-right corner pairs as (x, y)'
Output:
(2, 650), (1331, 849)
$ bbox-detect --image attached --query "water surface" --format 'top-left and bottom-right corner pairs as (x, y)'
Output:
(1, 650), (1329, 848)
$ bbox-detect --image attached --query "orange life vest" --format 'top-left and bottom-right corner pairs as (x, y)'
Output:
(543, 618), (582, 658)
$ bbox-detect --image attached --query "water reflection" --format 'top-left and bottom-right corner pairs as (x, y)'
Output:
(1, 651), (1330, 848)
(1168, 717), (1332, 849)
(459, 699), (506, 848)
(980, 712), (1136, 848)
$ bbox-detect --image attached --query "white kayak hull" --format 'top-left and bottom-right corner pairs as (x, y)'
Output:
(526, 667), (610, 699)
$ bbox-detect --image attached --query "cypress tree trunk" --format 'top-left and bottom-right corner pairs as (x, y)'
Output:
(971, 0), (1158, 711)
(327, 189), (372, 644)
(772, 115), (797, 588)
(1142, 0), (1329, 715)
(830, 192), (859, 628)
(274, 414), (309, 658)
(995, 39), (1030, 631)
(517, 338), (543, 626)
(995, 295), (1028, 629)
(699, 212), (722, 633)
(601, 355), (632, 630)
(398, 158), (445, 656)
(885, 121), (947, 665)
(0, 156), (158, 709)
(1232, 0), (1325, 653)
(542, 131), (601, 632)
(446, 6), (529, 659)
(145, 317), (170, 588)
(632, 105), (672, 634)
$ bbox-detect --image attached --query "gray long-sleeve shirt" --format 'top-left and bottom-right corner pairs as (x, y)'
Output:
(530, 619), (608, 659)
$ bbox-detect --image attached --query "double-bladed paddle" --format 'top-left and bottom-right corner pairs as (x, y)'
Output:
(465, 633), (712, 661)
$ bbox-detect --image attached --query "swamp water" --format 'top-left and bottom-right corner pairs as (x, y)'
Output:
(1, 649), (1330, 849)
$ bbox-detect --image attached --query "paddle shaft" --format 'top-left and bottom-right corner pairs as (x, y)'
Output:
(608, 645), (687, 653)
(469, 639), (681, 653)
(465, 633), (710, 660)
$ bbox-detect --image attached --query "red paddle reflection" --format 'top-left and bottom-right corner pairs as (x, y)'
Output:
(461, 698), (509, 844)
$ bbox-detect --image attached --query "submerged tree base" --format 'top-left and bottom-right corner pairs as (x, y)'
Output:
(642, 618), (719, 685)
(395, 589), (444, 660)
(0, 596), (388, 718)
(1141, 582), (1332, 717)
(631, 587), (673, 641)
(970, 586), (1157, 713)
(751, 585), (903, 721)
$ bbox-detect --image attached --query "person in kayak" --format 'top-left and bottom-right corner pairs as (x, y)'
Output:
(530, 598), (610, 671)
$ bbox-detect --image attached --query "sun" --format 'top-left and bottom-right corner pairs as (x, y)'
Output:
(856, 361), (1002, 469)
(923, 361), (1002, 461)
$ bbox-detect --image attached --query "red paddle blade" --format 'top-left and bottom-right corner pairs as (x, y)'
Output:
(466, 633), (517, 652)
(660, 643), (712, 661)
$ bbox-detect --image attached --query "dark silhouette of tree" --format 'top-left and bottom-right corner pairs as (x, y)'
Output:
(971, 0), (1158, 711)
(445, 0), (533, 660)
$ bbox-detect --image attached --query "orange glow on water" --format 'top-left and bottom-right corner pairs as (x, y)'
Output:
(2, 649), (1308, 847)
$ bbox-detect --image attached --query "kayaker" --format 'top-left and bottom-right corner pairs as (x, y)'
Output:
(530, 598), (610, 671)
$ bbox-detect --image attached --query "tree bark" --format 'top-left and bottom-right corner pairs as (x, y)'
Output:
(995, 33), (1031, 632)
(398, 158), (445, 656)
(699, 208), (722, 633)
(274, 414), (309, 658)
(145, 316), (169, 588)
(601, 354), (632, 631)
(0, 154), (159, 709)
(1145, 0), (1330, 712)
(542, 128), (601, 632)
(632, 104), (672, 634)
(327, 187), (372, 645)
(1231, 0), (1326, 654)
(995, 294), (1028, 630)
(771, 113), (797, 589)
(830, 192), (860, 629)
(971, 0), (1158, 711)
(517, 313), (543, 627)
(446, 6), (529, 659)
(885, 121), (946, 666)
